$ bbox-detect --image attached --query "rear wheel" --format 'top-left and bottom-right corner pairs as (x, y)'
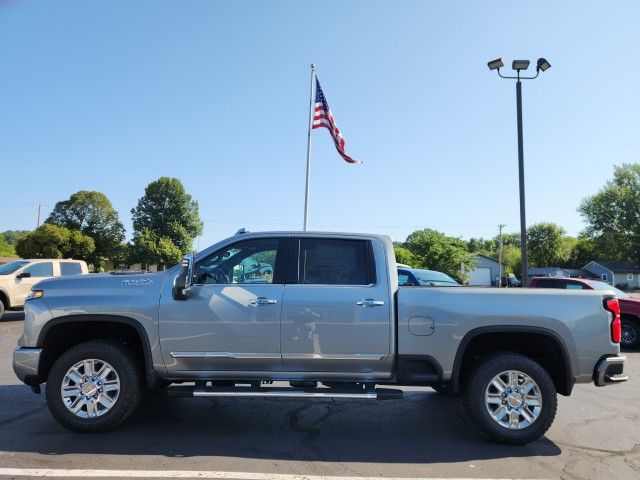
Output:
(0, 299), (5, 319)
(463, 352), (557, 444)
(45, 339), (143, 432)
(621, 318), (640, 349)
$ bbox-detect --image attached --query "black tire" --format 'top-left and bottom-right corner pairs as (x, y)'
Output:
(621, 318), (640, 349)
(0, 299), (5, 319)
(45, 339), (143, 432)
(463, 352), (557, 445)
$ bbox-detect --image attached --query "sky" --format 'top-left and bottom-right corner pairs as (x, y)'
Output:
(1, 1), (639, 249)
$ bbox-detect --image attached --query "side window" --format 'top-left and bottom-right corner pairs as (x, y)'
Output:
(195, 238), (282, 285)
(398, 270), (416, 286)
(299, 238), (373, 285)
(535, 278), (557, 288)
(564, 282), (585, 290)
(23, 262), (53, 277)
(60, 262), (82, 276)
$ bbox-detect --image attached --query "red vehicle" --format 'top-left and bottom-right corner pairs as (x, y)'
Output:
(529, 277), (640, 349)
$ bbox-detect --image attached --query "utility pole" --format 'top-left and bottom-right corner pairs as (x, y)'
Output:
(36, 204), (43, 228)
(498, 224), (506, 287)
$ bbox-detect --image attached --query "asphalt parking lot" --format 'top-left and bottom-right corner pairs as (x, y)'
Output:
(0, 311), (638, 480)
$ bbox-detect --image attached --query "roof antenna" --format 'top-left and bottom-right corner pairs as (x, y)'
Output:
(235, 228), (247, 235)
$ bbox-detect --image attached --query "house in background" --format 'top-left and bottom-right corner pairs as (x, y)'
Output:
(528, 267), (569, 278)
(465, 254), (502, 286)
(527, 267), (597, 279)
(583, 261), (640, 288)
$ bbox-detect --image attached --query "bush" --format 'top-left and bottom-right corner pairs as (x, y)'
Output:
(615, 283), (630, 291)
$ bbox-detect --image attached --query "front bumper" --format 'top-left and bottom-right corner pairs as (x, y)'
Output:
(594, 355), (628, 386)
(13, 347), (42, 388)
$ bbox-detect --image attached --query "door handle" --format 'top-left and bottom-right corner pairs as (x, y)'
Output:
(356, 299), (385, 307)
(249, 297), (278, 306)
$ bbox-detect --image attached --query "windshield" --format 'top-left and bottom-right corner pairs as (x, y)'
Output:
(412, 269), (461, 287)
(0, 260), (29, 275)
(586, 280), (629, 298)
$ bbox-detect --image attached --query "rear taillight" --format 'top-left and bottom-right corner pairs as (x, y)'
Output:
(605, 298), (621, 343)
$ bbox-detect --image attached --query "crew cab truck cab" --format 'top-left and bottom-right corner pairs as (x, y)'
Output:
(13, 231), (627, 444)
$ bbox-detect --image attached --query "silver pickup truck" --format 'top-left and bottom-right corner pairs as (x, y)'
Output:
(13, 230), (628, 444)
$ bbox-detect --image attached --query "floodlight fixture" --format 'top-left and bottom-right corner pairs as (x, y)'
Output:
(512, 59), (530, 71)
(487, 58), (504, 70)
(537, 58), (551, 72)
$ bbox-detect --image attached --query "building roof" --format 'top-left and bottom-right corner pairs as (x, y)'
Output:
(586, 261), (640, 274)
(474, 254), (500, 265)
(528, 267), (566, 275)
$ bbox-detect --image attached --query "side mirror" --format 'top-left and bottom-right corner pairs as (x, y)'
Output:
(173, 254), (194, 301)
(16, 272), (31, 279)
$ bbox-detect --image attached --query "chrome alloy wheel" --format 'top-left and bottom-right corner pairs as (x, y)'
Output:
(61, 359), (120, 418)
(485, 370), (542, 429)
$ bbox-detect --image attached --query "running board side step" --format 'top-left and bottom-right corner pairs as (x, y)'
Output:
(167, 385), (403, 400)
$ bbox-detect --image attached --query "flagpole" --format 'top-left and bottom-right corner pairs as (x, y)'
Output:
(303, 64), (316, 231)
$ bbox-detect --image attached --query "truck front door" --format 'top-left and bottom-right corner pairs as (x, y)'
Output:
(159, 237), (288, 374)
(281, 237), (393, 378)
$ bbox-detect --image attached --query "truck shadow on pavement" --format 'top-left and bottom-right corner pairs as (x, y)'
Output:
(0, 384), (561, 463)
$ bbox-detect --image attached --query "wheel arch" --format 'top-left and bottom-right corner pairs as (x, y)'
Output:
(0, 288), (9, 309)
(37, 314), (158, 389)
(450, 325), (574, 396)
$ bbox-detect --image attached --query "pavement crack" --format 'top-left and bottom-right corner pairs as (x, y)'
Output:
(556, 441), (640, 457)
(0, 407), (44, 428)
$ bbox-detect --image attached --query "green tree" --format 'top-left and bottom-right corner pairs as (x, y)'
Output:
(578, 163), (640, 261)
(46, 191), (125, 269)
(394, 246), (416, 266)
(15, 224), (95, 260)
(129, 228), (182, 270)
(402, 229), (476, 282)
(2, 230), (30, 246)
(130, 177), (202, 268)
(0, 238), (15, 256)
(566, 236), (596, 268)
(526, 222), (567, 267)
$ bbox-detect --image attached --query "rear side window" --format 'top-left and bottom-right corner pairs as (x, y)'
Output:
(298, 238), (374, 285)
(23, 262), (53, 277)
(532, 278), (558, 288)
(60, 262), (82, 276)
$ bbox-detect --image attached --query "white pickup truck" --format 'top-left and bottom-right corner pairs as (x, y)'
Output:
(13, 231), (627, 444)
(0, 259), (88, 318)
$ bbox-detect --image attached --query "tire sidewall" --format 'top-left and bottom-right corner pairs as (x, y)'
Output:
(464, 353), (557, 444)
(621, 319), (640, 349)
(46, 340), (142, 432)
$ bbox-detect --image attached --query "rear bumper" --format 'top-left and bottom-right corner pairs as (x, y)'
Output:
(13, 347), (42, 388)
(594, 355), (628, 386)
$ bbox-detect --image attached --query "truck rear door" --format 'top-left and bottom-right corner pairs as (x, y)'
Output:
(280, 237), (393, 378)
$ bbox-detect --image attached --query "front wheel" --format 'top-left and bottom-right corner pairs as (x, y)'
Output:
(621, 318), (640, 349)
(45, 339), (143, 432)
(463, 352), (557, 444)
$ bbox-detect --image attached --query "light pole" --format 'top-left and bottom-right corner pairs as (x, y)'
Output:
(487, 57), (551, 287)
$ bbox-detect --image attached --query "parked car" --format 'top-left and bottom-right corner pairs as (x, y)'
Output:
(14, 231), (627, 444)
(0, 259), (88, 318)
(530, 277), (640, 349)
(500, 273), (522, 288)
(397, 267), (461, 287)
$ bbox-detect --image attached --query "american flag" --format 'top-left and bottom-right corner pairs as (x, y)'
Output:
(312, 77), (360, 164)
